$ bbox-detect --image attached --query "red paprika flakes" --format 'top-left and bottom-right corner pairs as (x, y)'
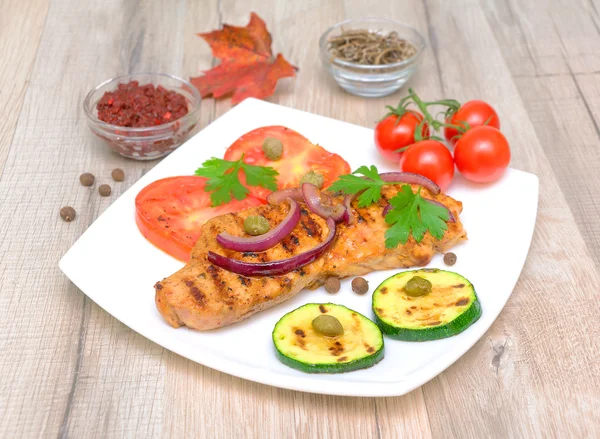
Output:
(96, 81), (189, 127)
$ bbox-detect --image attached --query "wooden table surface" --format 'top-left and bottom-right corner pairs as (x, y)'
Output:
(1, 0), (599, 437)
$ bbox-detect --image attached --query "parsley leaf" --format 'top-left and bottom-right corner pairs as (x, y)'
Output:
(194, 156), (278, 206)
(384, 185), (449, 248)
(242, 161), (278, 190)
(329, 166), (452, 246)
(328, 165), (390, 207)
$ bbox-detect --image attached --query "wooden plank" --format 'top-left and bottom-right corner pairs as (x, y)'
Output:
(339, 0), (445, 437)
(513, 74), (600, 266)
(485, 0), (600, 267)
(54, 0), (216, 437)
(162, 2), (381, 438)
(0, 0), (193, 436)
(0, 0), (49, 173)
(415, 1), (600, 437)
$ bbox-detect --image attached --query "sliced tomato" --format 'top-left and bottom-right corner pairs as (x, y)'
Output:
(224, 126), (351, 200)
(135, 176), (263, 262)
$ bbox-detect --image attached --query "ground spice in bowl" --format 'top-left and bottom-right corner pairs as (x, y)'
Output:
(96, 81), (189, 128)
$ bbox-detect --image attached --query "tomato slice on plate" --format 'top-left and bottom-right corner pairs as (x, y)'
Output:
(224, 126), (351, 200)
(135, 176), (263, 262)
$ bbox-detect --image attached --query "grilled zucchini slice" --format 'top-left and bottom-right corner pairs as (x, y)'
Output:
(272, 303), (384, 373)
(372, 269), (481, 341)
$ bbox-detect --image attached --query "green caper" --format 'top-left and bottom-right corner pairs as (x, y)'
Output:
(262, 137), (283, 161)
(312, 315), (344, 337)
(300, 170), (325, 189)
(243, 215), (270, 236)
(404, 276), (432, 297)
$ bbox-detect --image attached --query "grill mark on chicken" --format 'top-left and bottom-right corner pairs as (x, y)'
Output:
(281, 234), (300, 253)
(206, 264), (229, 299)
(238, 275), (252, 287)
(189, 286), (206, 307)
(358, 208), (375, 225)
(299, 211), (321, 238)
(156, 184), (466, 330)
(280, 240), (292, 254)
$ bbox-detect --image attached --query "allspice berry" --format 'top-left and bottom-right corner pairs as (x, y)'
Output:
(98, 184), (112, 197)
(351, 277), (369, 295)
(79, 173), (95, 186)
(111, 168), (125, 182)
(324, 277), (341, 294)
(60, 206), (76, 222)
(444, 252), (457, 266)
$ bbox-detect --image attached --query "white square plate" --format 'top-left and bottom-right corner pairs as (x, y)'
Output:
(60, 99), (538, 397)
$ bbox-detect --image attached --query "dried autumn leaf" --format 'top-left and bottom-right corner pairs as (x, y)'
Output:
(191, 13), (297, 104)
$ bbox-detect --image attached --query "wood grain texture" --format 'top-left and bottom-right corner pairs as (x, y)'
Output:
(0, 0), (599, 437)
(0, 0), (49, 172)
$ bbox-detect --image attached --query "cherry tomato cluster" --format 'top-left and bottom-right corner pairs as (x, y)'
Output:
(374, 89), (511, 191)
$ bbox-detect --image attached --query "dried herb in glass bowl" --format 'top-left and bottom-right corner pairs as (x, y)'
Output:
(327, 29), (417, 66)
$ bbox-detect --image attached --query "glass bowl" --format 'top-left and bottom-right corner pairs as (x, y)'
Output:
(319, 18), (426, 98)
(83, 73), (202, 160)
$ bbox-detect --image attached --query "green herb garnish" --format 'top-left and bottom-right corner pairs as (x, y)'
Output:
(328, 165), (392, 207)
(194, 156), (278, 206)
(384, 185), (449, 248)
(329, 165), (450, 248)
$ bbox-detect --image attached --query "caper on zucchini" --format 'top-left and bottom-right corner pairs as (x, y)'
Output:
(273, 303), (384, 373)
(372, 269), (482, 341)
(312, 315), (344, 337)
(404, 276), (432, 297)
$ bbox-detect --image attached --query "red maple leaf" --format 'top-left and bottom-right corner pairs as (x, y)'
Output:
(191, 13), (298, 104)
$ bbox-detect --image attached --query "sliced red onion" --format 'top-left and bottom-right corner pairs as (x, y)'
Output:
(343, 194), (356, 224)
(208, 218), (336, 276)
(379, 172), (441, 195)
(266, 188), (304, 205)
(301, 183), (345, 222)
(426, 199), (456, 223)
(382, 202), (392, 217)
(216, 199), (300, 252)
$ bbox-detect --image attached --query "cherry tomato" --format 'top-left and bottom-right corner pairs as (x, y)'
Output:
(135, 176), (264, 262)
(375, 112), (429, 162)
(444, 100), (500, 146)
(454, 126), (510, 183)
(224, 126), (350, 200)
(399, 140), (455, 191)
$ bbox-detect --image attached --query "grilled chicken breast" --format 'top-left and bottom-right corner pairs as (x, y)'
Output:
(155, 185), (466, 330)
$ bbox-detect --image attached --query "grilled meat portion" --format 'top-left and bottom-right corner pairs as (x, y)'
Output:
(155, 185), (466, 330)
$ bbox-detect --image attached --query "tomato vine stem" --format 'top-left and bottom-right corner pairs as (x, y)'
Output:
(382, 89), (468, 144)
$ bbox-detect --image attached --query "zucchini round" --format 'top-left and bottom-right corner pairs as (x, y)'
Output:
(272, 303), (384, 373)
(372, 269), (481, 341)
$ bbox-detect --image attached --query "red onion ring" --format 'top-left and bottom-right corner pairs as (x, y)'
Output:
(302, 183), (345, 222)
(343, 194), (356, 224)
(216, 199), (300, 252)
(382, 199), (455, 223)
(379, 172), (441, 195)
(266, 188), (304, 205)
(208, 218), (336, 276)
